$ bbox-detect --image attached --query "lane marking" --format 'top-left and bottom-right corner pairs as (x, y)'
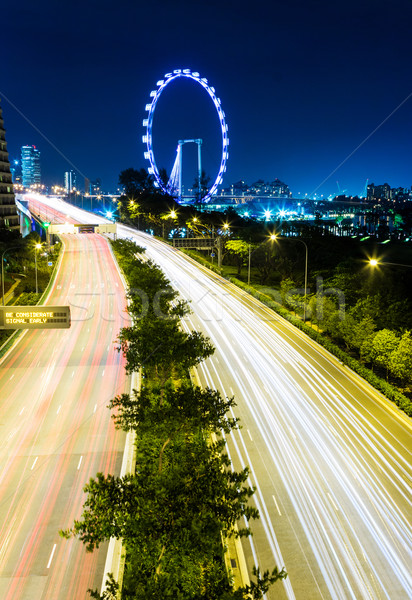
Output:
(102, 369), (105, 377)
(56, 405), (61, 415)
(71, 371), (75, 378)
(77, 456), (83, 470)
(9, 374), (14, 380)
(230, 387), (234, 396)
(47, 544), (57, 569)
(93, 404), (97, 413)
(272, 495), (282, 516)
(31, 457), (38, 470)
(19, 407), (25, 416)
(327, 492), (339, 511)
(247, 429), (253, 441)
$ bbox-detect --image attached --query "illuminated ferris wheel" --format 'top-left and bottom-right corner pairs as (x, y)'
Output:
(142, 69), (229, 202)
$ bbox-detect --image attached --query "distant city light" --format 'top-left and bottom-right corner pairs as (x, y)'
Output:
(106, 211), (113, 219)
(264, 210), (272, 220)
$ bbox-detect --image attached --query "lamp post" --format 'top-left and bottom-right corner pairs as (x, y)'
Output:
(248, 244), (251, 285)
(272, 234), (308, 321)
(2, 245), (22, 306)
(34, 243), (42, 294)
(162, 210), (177, 239)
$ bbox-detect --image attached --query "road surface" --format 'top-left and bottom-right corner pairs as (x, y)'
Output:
(28, 196), (412, 599)
(0, 231), (129, 599)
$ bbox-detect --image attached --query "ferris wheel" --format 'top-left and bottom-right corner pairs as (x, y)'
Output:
(142, 69), (229, 202)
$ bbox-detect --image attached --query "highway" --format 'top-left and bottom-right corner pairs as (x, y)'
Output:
(0, 226), (129, 599)
(21, 196), (412, 599)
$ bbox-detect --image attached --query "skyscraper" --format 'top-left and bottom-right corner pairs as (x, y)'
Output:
(0, 99), (19, 230)
(21, 145), (41, 188)
(64, 170), (76, 193)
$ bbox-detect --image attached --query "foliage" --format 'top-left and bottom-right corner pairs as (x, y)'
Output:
(389, 331), (412, 385)
(363, 329), (399, 377)
(225, 239), (249, 276)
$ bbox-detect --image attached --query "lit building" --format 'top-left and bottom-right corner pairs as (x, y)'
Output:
(0, 100), (19, 230)
(367, 182), (391, 202)
(64, 170), (77, 193)
(21, 145), (41, 188)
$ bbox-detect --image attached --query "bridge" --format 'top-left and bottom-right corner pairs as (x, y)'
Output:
(172, 236), (222, 267)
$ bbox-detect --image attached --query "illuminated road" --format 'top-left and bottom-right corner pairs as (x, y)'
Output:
(29, 196), (412, 599)
(0, 231), (129, 599)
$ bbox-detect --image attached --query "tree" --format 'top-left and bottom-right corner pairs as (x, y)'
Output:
(365, 329), (399, 378)
(62, 434), (261, 600)
(252, 243), (276, 284)
(119, 168), (154, 196)
(109, 382), (239, 437)
(225, 239), (250, 276)
(118, 314), (214, 383)
(389, 330), (412, 385)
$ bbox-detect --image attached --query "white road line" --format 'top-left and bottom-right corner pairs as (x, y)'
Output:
(71, 371), (75, 378)
(31, 457), (38, 470)
(56, 405), (61, 415)
(77, 456), (83, 470)
(28, 349), (32, 354)
(102, 369), (105, 377)
(327, 492), (339, 511)
(272, 494), (282, 516)
(19, 407), (25, 416)
(93, 404), (97, 413)
(230, 387), (234, 395)
(247, 429), (253, 441)
(9, 374), (14, 380)
(47, 544), (57, 569)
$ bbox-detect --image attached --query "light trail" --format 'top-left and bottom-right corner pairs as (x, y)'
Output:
(26, 195), (412, 600)
(0, 228), (130, 599)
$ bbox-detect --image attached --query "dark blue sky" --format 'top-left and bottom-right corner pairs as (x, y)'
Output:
(2, 0), (412, 197)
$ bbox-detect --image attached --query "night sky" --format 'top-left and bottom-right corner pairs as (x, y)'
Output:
(2, 0), (412, 197)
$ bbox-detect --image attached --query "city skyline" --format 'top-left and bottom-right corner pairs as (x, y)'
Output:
(1, 0), (412, 197)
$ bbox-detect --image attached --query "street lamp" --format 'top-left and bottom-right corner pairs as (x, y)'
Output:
(34, 243), (42, 295)
(369, 258), (412, 269)
(162, 210), (178, 238)
(272, 234), (309, 321)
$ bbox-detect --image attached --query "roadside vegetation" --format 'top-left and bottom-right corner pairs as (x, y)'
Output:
(0, 228), (60, 348)
(61, 238), (287, 599)
(108, 167), (412, 416)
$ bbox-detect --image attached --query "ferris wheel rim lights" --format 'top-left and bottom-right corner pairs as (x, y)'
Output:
(142, 69), (229, 202)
